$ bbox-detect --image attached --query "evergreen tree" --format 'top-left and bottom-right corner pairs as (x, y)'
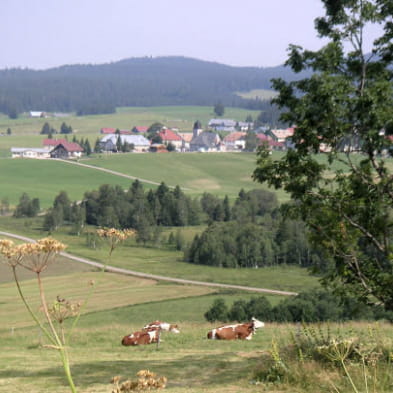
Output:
(214, 102), (225, 117)
(40, 122), (51, 135)
(94, 138), (101, 153)
(84, 138), (92, 155)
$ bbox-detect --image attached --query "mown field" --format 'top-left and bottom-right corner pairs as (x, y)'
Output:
(0, 151), (288, 208)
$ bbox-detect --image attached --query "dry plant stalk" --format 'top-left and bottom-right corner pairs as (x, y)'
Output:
(0, 237), (79, 393)
(97, 227), (135, 259)
(111, 370), (167, 393)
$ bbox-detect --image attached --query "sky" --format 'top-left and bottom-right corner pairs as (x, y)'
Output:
(0, 0), (381, 70)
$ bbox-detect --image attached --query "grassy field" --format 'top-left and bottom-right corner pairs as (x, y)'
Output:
(0, 217), (320, 292)
(235, 89), (278, 100)
(0, 105), (259, 142)
(0, 158), (138, 208)
(84, 152), (287, 199)
(0, 151), (288, 208)
(1, 313), (392, 393)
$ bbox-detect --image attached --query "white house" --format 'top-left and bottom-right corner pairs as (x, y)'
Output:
(11, 147), (52, 159)
(29, 111), (47, 118)
(99, 134), (150, 152)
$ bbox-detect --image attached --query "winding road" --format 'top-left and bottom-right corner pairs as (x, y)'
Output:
(0, 231), (298, 296)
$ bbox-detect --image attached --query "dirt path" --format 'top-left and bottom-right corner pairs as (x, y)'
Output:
(0, 231), (298, 296)
(55, 158), (191, 189)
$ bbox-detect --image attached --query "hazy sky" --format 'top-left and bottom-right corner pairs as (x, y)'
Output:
(0, 0), (380, 70)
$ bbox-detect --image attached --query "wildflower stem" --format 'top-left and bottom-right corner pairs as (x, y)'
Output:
(340, 358), (359, 393)
(36, 272), (78, 393)
(12, 266), (55, 345)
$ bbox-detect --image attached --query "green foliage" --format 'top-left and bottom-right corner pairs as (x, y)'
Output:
(253, 0), (393, 311)
(81, 181), (202, 235)
(204, 298), (229, 322)
(204, 289), (393, 324)
(187, 191), (322, 269)
(13, 193), (40, 218)
(244, 130), (258, 151)
(60, 122), (73, 134)
(40, 121), (57, 135)
(214, 102), (225, 117)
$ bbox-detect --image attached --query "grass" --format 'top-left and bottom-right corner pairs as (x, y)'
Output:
(1, 318), (392, 393)
(0, 158), (145, 208)
(84, 151), (280, 199)
(235, 89), (278, 100)
(0, 150), (288, 208)
(0, 271), (217, 329)
(0, 105), (260, 141)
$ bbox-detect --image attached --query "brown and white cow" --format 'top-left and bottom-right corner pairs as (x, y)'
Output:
(207, 317), (265, 340)
(143, 320), (180, 334)
(121, 329), (160, 346)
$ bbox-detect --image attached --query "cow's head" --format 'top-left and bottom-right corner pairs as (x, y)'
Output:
(169, 324), (180, 334)
(251, 317), (265, 329)
(122, 334), (136, 346)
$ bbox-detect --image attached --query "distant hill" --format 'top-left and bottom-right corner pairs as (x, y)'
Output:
(0, 56), (306, 116)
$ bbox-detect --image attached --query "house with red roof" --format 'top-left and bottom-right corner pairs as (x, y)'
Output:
(256, 133), (284, 151)
(100, 127), (117, 134)
(267, 127), (295, 143)
(158, 128), (183, 150)
(43, 139), (84, 158)
(132, 126), (149, 133)
(100, 127), (131, 135)
(223, 132), (246, 151)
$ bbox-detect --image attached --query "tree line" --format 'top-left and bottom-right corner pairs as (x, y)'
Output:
(13, 181), (328, 270)
(204, 289), (393, 324)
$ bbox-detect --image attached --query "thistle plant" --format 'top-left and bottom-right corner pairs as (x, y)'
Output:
(111, 370), (167, 393)
(0, 237), (79, 393)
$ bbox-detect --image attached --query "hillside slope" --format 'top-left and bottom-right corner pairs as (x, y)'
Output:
(0, 56), (307, 115)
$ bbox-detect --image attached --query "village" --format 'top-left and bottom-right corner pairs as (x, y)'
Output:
(10, 117), (295, 159)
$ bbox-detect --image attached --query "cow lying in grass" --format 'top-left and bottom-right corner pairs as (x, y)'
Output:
(207, 317), (265, 340)
(143, 320), (180, 334)
(121, 329), (160, 346)
(122, 321), (180, 346)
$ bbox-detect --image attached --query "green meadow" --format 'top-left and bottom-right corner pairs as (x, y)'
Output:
(0, 158), (136, 208)
(0, 105), (259, 141)
(0, 151), (289, 208)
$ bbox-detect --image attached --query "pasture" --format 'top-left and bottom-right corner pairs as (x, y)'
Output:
(0, 247), (296, 393)
(0, 105), (259, 142)
(1, 309), (392, 393)
(0, 151), (288, 209)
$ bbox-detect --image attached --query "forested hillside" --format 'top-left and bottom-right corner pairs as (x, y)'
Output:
(0, 56), (306, 116)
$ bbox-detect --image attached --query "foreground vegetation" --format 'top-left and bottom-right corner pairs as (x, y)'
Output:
(1, 317), (392, 393)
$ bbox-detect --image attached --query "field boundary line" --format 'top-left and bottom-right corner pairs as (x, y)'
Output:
(0, 231), (297, 296)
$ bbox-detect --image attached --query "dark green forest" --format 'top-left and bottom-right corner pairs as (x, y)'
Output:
(15, 181), (326, 269)
(0, 56), (307, 117)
